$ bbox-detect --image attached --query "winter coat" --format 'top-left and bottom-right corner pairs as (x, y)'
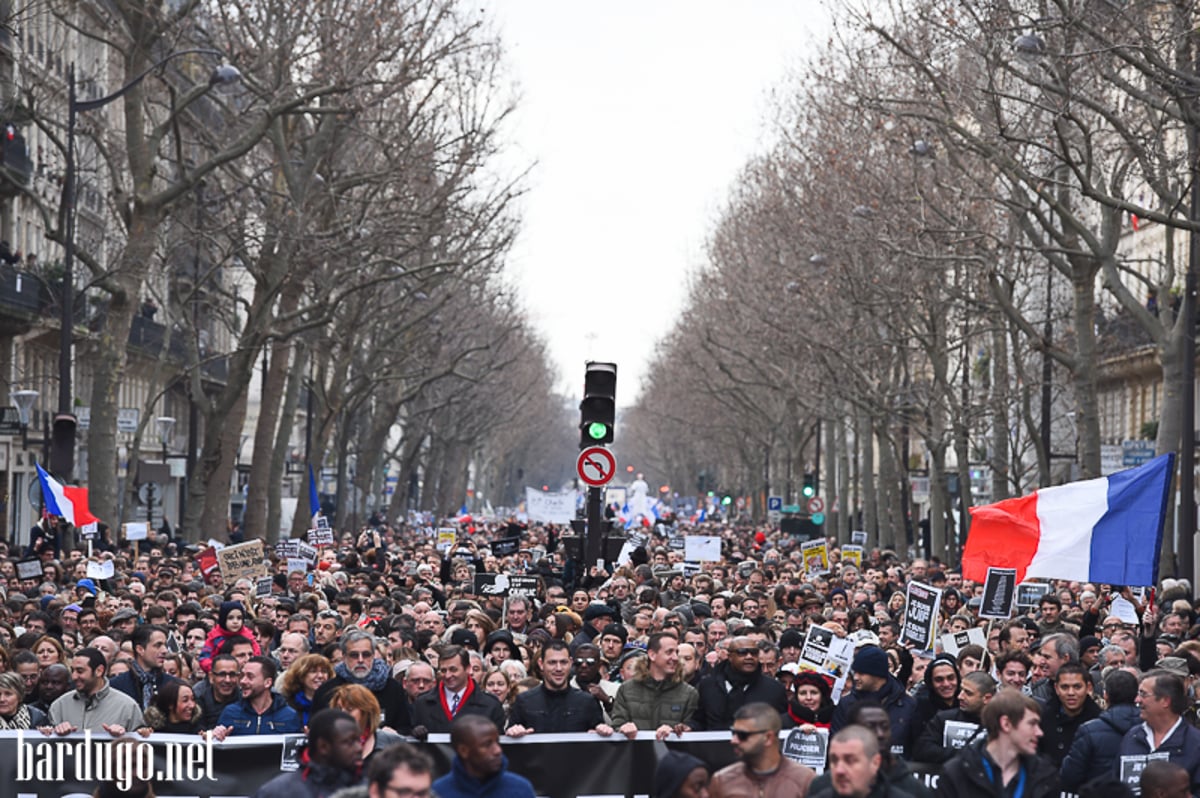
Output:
(709, 757), (816, 798)
(936, 738), (1061, 798)
(198, 624), (261, 673)
(1060, 703), (1142, 790)
(506, 684), (603, 733)
(830, 675), (919, 758)
(217, 691), (303, 735)
(409, 679), (506, 734)
(810, 757), (932, 798)
(1117, 717), (1200, 794)
(109, 668), (180, 711)
(192, 678), (238, 730)
(912, 708), (983, 764)
(693, 664), (788, 731)
(1038, 695), (1101, 766)
(142, 703), (203, 734)
(432, 754), (535, 798)
(610, 676), (698, 730)
(251, 761), (360, 798)
(312, 673), (412, 733)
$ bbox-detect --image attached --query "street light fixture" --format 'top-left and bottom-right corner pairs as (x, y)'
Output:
(155, 416), (176, 462)
(9, 389), (49, 460)
(55, 50), (241, 482)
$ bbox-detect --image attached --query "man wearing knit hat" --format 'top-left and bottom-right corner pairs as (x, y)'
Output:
(831, 645), (918, 757)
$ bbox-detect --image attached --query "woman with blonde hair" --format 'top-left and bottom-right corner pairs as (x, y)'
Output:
(328, 683), (403, 767)
(281, 653), (334, 726)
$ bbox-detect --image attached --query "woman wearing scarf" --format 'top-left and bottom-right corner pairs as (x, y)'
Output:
(785, 670), (835, 729)
(0, 671), (43, 729)
(142, 681), (202, 734)
(282, 654), (334, 727)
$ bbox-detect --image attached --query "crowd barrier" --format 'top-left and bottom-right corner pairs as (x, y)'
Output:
(0, 730), (1084, 798)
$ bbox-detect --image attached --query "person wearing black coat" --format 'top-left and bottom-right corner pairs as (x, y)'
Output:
(693, 636), (787, 730)
(1060, 669), (1141, 791)
(1037, 664), (1101, 767)
(505, 640), (607, 734)
(913, 654), (960, 734)
(832, 646), (919, 757)
(912, 671), (995, 764)
(409, 645), (506, 735)
(937, 689), (1060, 798)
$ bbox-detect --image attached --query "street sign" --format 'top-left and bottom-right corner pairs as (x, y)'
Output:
(767, 496), (782, 512)
(806, 496), (825, 514)
(576, 446), (616, 487)
(782, 504), (801, 513)
(812, 512), (826, 525)
(1122, 440), (1156, 467)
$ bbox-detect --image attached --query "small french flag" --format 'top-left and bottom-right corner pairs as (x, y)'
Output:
(36, 463), (76, 525)
(962, 453), (1174, 586)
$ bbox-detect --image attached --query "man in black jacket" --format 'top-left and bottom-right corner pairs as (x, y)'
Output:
(913, 670), (995, 763)
(939, 688), (1060, 798)
(694, 635), (787, 730)
(831, 646), (919, 757)
(1038, 662), (1100, 766)
(109, 625), (178, 711)
(506, 641), (613, 735)
(410, 645), (506, 735)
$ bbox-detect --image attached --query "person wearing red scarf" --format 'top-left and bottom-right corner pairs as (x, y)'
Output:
(409, 645), (506, 736)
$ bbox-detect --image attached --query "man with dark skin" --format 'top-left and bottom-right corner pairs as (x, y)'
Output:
(695, 634), (787, 730)
(810, 702), (932, 798)
(1141, 761), (1192, 798)
(570, 642), (617, 717)
(30, 664), (70, 714)
(251, 709), (363, 798)
(432, 715), (535, 798)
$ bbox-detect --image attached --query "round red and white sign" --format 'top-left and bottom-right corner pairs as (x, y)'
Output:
(577, 447), (617, 487)
(806, 496), (825, 514)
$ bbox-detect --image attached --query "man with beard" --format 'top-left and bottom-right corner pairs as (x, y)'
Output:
(506, 641), (612, 735)
(1038, 662), (1100, 766)
(694, 635), (787, 730)
(831, 646), (919, 757)
(709, 702), (814, 798)
(913, 671), (995, 763)
(312, 629), (410, 733)
(569, 642), (618, 717)
(809, 702), (932, 797)
(913, 654), (960, 734)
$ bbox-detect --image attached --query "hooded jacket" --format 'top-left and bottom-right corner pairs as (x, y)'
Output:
(913, 655), (960, 733)
(1060, 702), (1142, 790)
(251, 760), (360, 798)
(431, 753), (536, 798)
(912, 707), (983, 764)
(830, 674), (919, 757)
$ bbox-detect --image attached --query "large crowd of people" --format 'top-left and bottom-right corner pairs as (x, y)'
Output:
(8, 514), (1200, 798)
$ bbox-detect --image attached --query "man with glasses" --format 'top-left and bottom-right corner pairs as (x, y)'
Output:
(195, 654), (241, 729)
(313, 629), (411, 733)
(708, 702), (815, 798)
(1117, 670), (1200, 793)
(695, 635), (787, 730)
(364, 742), (435, 798)
(506, 640), (612, 735)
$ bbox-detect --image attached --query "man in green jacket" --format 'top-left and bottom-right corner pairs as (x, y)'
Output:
(612, 632), (698, 740)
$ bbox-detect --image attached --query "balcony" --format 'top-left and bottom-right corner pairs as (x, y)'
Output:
(0, 130), (32, 196)
(0, 267), (43, 334)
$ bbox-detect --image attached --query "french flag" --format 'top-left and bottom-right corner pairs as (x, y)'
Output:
(35, 464), (97, 528)
(962, 453), (1174, 586)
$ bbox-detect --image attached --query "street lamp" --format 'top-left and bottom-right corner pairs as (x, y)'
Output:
(9, 389), (49, 459)
(155, 416), (176, 462)
(56, 50), (241, 482)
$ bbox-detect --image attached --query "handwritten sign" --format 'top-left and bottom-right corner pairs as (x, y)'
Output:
(216, 540), (267, 582)
(684, 535), (721, 562)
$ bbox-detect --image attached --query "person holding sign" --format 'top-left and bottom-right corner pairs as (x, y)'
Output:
(1117, 670), (1200, 794)
(938, 689), (1059, 798)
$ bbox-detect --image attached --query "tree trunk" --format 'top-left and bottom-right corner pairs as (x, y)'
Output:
(990, 309), (1012, 501)
(860, 411), (877, 547)
(838, 416), (852, 541)
(1071, 259), (1104, 477)
(267, 343), (307, 543)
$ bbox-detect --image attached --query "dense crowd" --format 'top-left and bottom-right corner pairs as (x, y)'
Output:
(5, 516), (1200, 798)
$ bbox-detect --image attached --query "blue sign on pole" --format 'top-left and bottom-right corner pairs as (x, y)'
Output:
(1122, 440), (1157, 467)
(767, 496), (782, 512)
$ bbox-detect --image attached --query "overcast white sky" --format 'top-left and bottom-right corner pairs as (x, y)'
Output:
(482, 2), (835, 406)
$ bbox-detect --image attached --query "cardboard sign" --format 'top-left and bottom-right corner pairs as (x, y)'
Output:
(123, 522), (148, 541)
(782, 728), (829, 774)
(841, 545), (864, 568)
(801, 539), (829, 576)
(15, 560), (42, 580)
(851, 530), (868, 546)
(490, 537), (521, 557)
(940, 627), (987, 657)
(980, 567), (1017, 619)
(684, 535), (721, 562)
(307, 528), (334, 546)
(1015, 582), (1053, 609)
(901, 581), (942, 652)
(943, 721), (980, 750)
(86, 560), (115, 580)
(436, 528), (457, 552)
(217, 540), (267, 582)
(799, 625), (854, 678)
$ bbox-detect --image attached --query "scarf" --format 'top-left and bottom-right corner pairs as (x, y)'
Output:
(0, 705), (31, 730)
(128, 661), (156, 709)
(438, 677), (476, 721)
(334, 658), (389, 692)
(293, 691), (314, 725)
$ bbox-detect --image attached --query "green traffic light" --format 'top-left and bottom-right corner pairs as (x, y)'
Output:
(802, 485), (815, 498)
(587, 422), (609, 440)
(722, 496), (732, 506)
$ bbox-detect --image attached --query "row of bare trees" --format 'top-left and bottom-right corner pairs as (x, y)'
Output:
(14, 0), (567, 540)
(625, 1), (1200, 572)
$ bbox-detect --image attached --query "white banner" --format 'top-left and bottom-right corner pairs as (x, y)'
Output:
(525, 487), (576, 524)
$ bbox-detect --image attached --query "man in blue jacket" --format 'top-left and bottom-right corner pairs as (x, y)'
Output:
(433, 714), (535, 798)
(212, 656), (302, 738)
(1117, 671), (1200, 794)
(831, 645), (918, 757)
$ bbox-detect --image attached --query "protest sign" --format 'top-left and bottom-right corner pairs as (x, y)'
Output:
(799, 625), (854, 678)
(255, 575), (274, 598)
(78, 522), (98, 540)
(841, 545), (864, 568)
(901, 581), (942, 651)
(684, 535), (721, 562)
(85, 560), (114, 580)
(286, 557), (309, 576)
(940, 627), (987, 657)
(15, 560), (42, 580)
(307, 527), (334, 546)
(1015, 582), (1053, 609)
(217, 540), (267, 582)
(851, 530), (868, 546)
(297, 542), (318, 564)
(275, 539), (300, 559)
(980, 567), (1017, 619)
(524, 487), (575, 524)
(474, 574), (540, 598)
(801, 539), (829, 576)
(943, 721), (980, 750)
(782, 728), (829, 774)
(1119, 752), (1170, 795)
(490, 537), (521, 557)
(122, 522), (148, 541)
(436, 528), (456, 552)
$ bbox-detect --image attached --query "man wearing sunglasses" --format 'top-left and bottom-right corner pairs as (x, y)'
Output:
(709, 702), (815, 798)
(694, 635), (787, 730)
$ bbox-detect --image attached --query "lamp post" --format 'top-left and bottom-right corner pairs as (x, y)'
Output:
(9, 389), (49, 461)
(155, 416), (176, 463)
(56, 50), (240, 482)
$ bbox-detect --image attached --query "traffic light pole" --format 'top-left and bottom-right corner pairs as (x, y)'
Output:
(585, 486), (604, 568)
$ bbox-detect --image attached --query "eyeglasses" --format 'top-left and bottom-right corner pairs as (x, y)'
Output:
(345, 650), (374, 660)
(731, 728), (769, 740)
(731, 648), (758, 657)
(574, 658), (597, 665)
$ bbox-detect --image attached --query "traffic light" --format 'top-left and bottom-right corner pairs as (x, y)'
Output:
(579, 361), (617, 447)
(802, 473), (816, 498)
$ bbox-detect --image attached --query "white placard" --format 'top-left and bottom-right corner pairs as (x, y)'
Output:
(86, 560), (115, 580)
(684, 535), (721, 562)
(123, 522), (148, 541)
(287, 557), (309, 575)
(524, 487), (576, 524)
